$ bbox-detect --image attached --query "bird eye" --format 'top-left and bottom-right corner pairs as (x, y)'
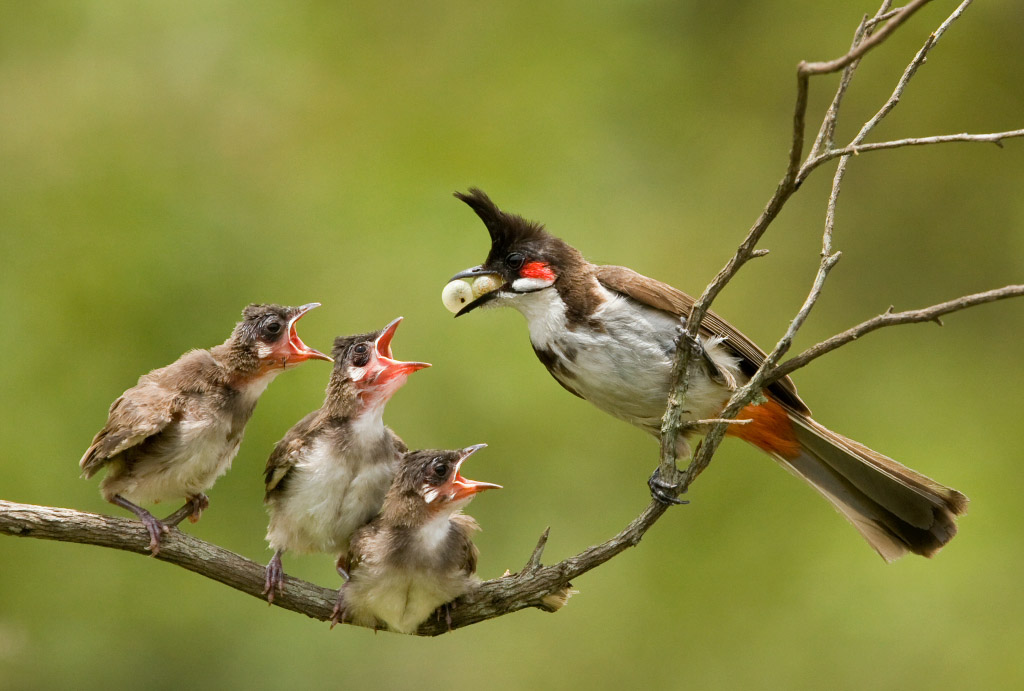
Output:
(261, 319), (283, 339)
(431, 460), (448, 481)
(352, 343), (371, 367)
(506, 252), (525, 271)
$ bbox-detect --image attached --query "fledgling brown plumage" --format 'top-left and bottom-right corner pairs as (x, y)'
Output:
(80, 303), (331, 554)
(334, 444), (500, 633)
(446, 188), (968, 562)
(262, 317), (430, 603)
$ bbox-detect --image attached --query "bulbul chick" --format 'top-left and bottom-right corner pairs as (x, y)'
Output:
(446, 188), (968, 562)
(262, 317), (429, 603)
(80, 303), (331, 555)
(334, 444), (500, 633)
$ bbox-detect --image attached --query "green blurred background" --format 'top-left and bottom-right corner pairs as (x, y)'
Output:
(2, 1), (1022, 689)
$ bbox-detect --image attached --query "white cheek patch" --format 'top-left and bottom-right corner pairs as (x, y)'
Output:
(512, 276), (555, 293)
(257, 343), (274, 359)
(348, 365), (368, 382)
(422, 487), (440, 504)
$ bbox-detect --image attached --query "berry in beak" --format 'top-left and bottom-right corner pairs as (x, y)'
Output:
(442, 268), (505, 316)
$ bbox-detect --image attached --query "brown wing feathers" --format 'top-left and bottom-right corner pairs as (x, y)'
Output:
(594, 264), (808, 414)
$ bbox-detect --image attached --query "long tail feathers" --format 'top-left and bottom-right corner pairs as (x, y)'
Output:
(775, 413), (968, 561)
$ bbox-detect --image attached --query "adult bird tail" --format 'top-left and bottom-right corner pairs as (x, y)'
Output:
(729, 399), (968, 561)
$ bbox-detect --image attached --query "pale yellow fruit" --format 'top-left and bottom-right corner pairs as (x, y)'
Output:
(471, 274), (502, 298)
(441, 280), (475, 314)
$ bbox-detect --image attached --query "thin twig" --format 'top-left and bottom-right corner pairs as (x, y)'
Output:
(811, 10), (874, 159)
(801, 129), (1024, 178)
(767, 285), (1024, 384)
(799, 0), (932, 77)
(866, 6), (902, 30)
(799, 0), (981, 185)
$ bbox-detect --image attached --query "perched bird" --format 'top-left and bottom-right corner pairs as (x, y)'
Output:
(444, 188), (968, 562)
(334, 444), (500, 633)
(80, 303), (331, 555)
(262, 317), (430, 603)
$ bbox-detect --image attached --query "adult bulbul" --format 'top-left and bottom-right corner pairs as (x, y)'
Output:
(262, 317), (430, 603)
(80, 303), (331, 554)
(445, 188), (967, 562)
(334, 444), (500, 632)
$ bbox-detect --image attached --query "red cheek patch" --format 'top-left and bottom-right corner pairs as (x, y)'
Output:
(520, 261), (555, 281)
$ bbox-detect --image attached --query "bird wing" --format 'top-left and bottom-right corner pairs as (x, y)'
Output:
(79, 384), (181, 478)
(449, 514), (482, 575)
(263, 412), (320, 497)
(594, 264), (809, 413)
(387, 429), (408, 455)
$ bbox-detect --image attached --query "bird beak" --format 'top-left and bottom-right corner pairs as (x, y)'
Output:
(370, 317), (431, 383)
(281, 303), (333, 364)
(445, 266), (505, 317)
(449, 265), (494, 282)
(449, 443), (502, 502)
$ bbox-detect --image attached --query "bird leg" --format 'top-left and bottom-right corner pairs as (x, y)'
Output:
(162, 493), (209, 527)
(329, 555), (353, 628)
(648, 434), (691, 505)
(263, 550), (285, 604)
(110, 494), (168, 555)
(335, 554), (350, 581)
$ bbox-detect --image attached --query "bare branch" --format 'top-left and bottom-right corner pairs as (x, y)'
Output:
(866, 7), (902, 30)
(802, 129), (1024, 176)
(523, 527), (551, 572)
(0, 500), (341, 621)
(677, 1), (1013, 487)
(658, 0), (935, 492)
(798, 0), (932, 77)
(0, 497), (672, 636)
(811, 10), (875, 159)
(767, 285), (1024, 384)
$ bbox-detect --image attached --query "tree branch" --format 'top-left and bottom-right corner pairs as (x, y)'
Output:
(767, 285), (1024, 384)
(803, 129), (1024, 174)
(0, 497), (668, 636)
(659, 0), (938, 492)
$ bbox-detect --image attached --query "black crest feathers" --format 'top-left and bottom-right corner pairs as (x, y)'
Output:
(454, 188), (549, 253)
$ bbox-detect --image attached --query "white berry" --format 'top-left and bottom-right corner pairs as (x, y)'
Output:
(441, 280), (475, 314)
(471, 274), (502, 298)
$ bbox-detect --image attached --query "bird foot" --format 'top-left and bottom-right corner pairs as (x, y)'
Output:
(330, 588), (348, 629)
(437, 602), (455, 632)
(140, 512), (170, 555)
(647, 466), (689, 506)
(187, 493), (209, 524)
(263, 552), (284, 605)
(111, 494), (169, 555)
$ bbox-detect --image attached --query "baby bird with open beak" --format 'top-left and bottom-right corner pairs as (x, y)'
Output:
(334, 444), (501, 633)
(80, 303), (331, 554)
(262, 317), (430, 603)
